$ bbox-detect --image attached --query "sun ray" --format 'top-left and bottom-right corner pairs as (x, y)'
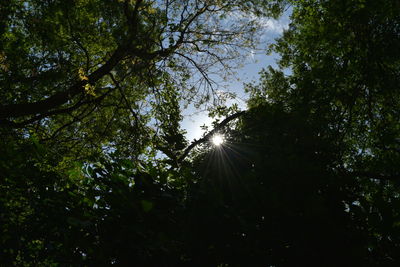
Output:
(211, 134), (224, 146)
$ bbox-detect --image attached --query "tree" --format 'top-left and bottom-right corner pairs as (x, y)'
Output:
(181, 0), (400, 265)
(261, 0), (400, 181)
(184, 103), (368, 266)
(239, 0), (400, 264)
(1, 1), (290, 265)
(2, 0), (400, 265)
(0, 136), (189, 265)
(0, 0), (286, 163)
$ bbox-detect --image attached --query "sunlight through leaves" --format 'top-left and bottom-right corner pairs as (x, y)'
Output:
(211, 134), (224, 146)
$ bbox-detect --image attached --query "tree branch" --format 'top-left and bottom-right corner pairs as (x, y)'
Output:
(177, 110), (246, 163)
(0, 0), (145, 123)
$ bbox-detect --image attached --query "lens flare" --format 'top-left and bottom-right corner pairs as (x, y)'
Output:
(212, 134), (224, 146)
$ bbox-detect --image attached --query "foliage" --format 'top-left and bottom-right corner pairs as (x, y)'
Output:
(1, 0), (400, 266)
(0, 1), (291, 265)
(241, 0), (400, 264)
(187, 104), (367, 266)
(0, 0), (286, 163)
(0, 136), (188, 265)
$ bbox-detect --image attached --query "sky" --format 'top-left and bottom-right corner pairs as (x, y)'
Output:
(181, 10), (291, 141)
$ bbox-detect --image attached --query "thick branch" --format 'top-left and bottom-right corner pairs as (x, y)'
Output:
(0, 0), (145, 123)
(0, 45), (128, 121)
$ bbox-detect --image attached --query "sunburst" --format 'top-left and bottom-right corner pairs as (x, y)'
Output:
(211, 134), (224, 146)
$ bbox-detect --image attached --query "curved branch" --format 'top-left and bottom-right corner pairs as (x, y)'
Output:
(0, 87), (114, 128)
(0, 0), (145, 123)
(0, 45), (128, 121)
(177, 110), (246, 163)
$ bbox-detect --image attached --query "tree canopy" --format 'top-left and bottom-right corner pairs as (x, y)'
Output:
(1, 0), (400, 266)
(0, 0), (285, 162)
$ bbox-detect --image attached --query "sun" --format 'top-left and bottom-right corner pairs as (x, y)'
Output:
(211, 134), (224, 146)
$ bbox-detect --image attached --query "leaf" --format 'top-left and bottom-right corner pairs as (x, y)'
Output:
(141, 200), (154, 213)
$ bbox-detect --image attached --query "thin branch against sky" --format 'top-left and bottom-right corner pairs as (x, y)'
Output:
(181, 8), (291, 141)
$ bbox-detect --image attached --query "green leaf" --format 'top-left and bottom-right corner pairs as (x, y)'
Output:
(141, 200), (154, 213)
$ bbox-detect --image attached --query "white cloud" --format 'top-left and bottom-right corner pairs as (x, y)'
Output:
(228, 8), (291, 38)
(259, 17), (289, 34)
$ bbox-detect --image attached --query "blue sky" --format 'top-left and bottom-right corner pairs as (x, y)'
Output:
(181, 10), (291, 141)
